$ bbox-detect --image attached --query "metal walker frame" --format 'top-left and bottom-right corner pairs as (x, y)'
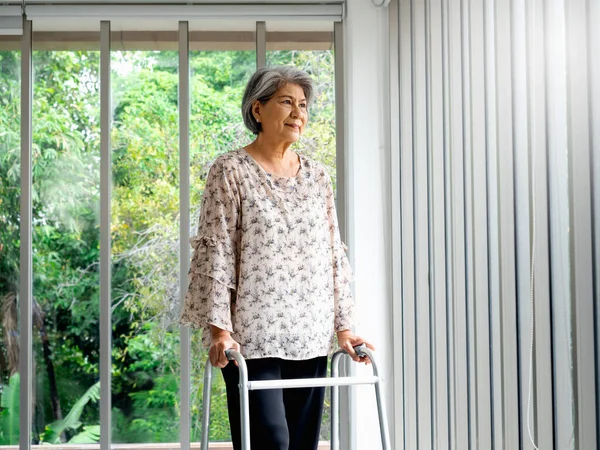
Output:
(199, 344), (391, 450)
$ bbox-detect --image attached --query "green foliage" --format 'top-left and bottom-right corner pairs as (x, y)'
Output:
(0, 373), (20, 445)
(68, 425), (101, 444)
(0, 51), (21, 296)
(191, 51), (255, 91)
(0, 48), (336, 444)
(39, 381), (100, 444)
(0, 374), (102, 445)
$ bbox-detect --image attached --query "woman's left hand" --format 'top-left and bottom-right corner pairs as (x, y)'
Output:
(336, 330), (375, 365)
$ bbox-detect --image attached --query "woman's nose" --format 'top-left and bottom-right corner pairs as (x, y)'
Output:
(290, 104), (301, 118)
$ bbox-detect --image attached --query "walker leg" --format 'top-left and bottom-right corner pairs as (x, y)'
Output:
(200, 358), (213, 450)
(238, 375), (251, 450)
(374, 379), (392, 450)
(361, 347), (392, 450)
(224, 350), (251, 450)
(330, 351), (345, 450)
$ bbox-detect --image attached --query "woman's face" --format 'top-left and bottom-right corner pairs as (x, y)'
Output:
(253, 83), (308, 144)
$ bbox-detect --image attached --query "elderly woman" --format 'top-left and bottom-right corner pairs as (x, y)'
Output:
(180, 65), (374, 450)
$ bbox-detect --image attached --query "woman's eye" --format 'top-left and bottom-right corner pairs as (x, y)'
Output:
(283, 100), (292, 104)
(300, 103), (307, 108)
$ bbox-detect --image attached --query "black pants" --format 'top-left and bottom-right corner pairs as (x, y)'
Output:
(222, 356), (328, 450)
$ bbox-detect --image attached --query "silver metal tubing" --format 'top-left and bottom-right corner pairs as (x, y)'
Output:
(256, 21), (266, 69)
(248, 376), (379, 390)
(361, 347), (392, 450)
(202, 345), (389, 450)
(19, 18), (33, 450)
(330, 350), (345, 450)
(333, 21), (353, 449)
(178, 20), (191, 450)
(99, 20), (112, 450)
(225, 350), (251, 450)
(200, 358), (213, 450)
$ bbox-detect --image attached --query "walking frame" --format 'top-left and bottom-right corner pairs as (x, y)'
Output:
(199, 344), (391, 450)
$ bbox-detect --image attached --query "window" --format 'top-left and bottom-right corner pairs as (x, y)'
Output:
(7, 7), (345, 447)
(110, 31), (182, 443)
(31, 25), (101, 446)
(0, 48), (21, 447)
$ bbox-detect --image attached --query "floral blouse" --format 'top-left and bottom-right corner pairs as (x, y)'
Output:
(179, 148), (354, 360)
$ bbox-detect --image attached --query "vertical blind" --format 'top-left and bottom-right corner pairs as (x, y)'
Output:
(391, 0), (599, 449)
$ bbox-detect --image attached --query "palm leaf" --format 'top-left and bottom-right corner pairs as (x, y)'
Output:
(0, 373), (20, 445)
(39, 381), (100, 444)
(68, 425), (100, 444)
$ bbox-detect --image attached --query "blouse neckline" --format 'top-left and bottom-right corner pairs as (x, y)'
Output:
(239, 148), (310, 193)
(240, 147), (304, 180)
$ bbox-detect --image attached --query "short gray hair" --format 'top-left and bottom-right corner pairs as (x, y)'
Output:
(241, 66), (315, 135)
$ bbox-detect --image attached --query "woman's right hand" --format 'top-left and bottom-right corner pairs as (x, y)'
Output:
(208, 325), (240, 368)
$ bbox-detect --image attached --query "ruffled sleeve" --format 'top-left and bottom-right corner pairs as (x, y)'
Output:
(188, 235), (237, 290)
(179, 158), (240, 334)
(324, 172), (355, 332)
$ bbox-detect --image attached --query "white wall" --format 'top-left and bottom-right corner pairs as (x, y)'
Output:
(344, 1), (394, 449)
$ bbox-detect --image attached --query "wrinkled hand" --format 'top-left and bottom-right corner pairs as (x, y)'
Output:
(337, 330), (375, 365)
(209, 326), (240, 368)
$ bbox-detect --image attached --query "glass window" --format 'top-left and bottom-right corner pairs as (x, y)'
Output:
(31, 26), (101, 446)
(109, 24), (181, 444)
(8, 18), (343, 448)
(0, 48), (21, 447)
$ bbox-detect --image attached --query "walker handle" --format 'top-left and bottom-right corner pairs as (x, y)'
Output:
(353, 344), (368, 357)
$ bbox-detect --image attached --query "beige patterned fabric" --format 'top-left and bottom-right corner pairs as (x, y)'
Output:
(180, 148), (354, 360)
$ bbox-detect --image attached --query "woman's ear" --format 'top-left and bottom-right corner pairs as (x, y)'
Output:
(252, 101), (261, 122)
